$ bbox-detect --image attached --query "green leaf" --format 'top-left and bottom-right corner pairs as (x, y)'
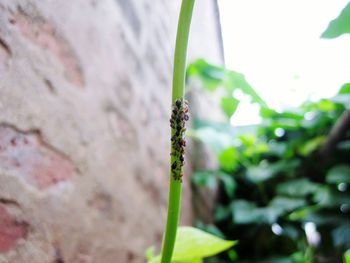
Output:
(232, 200), (280, 224)
(192, 118), (254, 139)
(147, 227), (236, 263)
(344, 249), (350, 263)
(218, 147), (238, 172)
(217, 172), (237, 197)
(246, 159), (300, 184)
(291, 252), (309, 263)
(191, 171), (236, 197)
(187, 59), (226, 92)
(313, 186), (350, 207)
(326, 165), (350, 184)
(221, 96), (239, 118)
(215, 205), (231, 221)
(187, 127), (232, 154)
(269, 159), (300, 175)
(321, 2), (350, 38)
(267, 141), (288, 157)
(239, 135), (268, 158)
(187, 59), (267, 108)
(191, 171), (218, 189)
(283, 225), (299, 240)
(298, 136), (326, 156)
(227, 71), (267, 107)
(318, 100), (336, 111)
(332, 223), (350, 247)
(338, 83), (350, 94)
(175, 258), (202, 263)
(260, 107), (304, 121)
(228, 250), (238, 262)
(277, 179), (321, 197)
(288, 206), (319, 221)
(239, 134), (257, 146)
(231, 200), (260, 224)
(269, 196), (307, 214)
(301, 112), (325, 129)
(246, 161), (274, 183)
(171, 227), (237, 261)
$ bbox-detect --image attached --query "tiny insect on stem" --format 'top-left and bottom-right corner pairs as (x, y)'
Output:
(169, 99), (189, 181)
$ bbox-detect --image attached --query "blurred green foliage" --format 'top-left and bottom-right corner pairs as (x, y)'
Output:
(188, 57), (350, 262)
(187, 3), (350, 262)
(321, 1), (350, 38)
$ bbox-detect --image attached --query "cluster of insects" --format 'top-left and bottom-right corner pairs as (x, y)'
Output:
(170, 98), (189, 181)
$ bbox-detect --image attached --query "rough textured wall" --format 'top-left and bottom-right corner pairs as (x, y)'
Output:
(0, 0), (223, 262)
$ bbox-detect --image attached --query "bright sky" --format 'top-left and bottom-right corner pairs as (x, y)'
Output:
(218, 0), (350, 125)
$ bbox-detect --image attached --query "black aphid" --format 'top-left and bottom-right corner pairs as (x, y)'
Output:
(169, 98), (189, 181)
(179, 155), (184, 162)
(171, 161), (177, 170)
(175, 99), (182, 109)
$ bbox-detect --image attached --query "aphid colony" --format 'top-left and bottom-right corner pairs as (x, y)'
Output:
(170, 99), (189, 181)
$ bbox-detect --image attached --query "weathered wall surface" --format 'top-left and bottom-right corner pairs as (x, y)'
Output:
(0, 0), (223, 262)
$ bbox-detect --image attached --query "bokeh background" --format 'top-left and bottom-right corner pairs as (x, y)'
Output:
(0, 0), (349, 262)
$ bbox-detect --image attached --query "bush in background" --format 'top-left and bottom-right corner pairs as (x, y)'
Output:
(188, 59), (350, 262)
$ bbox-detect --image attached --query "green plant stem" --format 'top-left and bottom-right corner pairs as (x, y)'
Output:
(160, 1), (195, 263)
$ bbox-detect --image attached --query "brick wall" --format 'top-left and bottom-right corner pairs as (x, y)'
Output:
(0, 0), (223, 262)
